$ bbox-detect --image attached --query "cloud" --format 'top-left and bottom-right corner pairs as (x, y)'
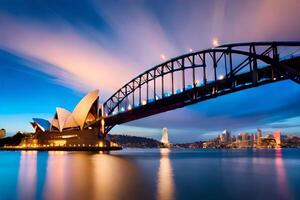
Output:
(0, 0), (300, 138)
(0, 14), (138, 99)
(0, 2), (182, 100)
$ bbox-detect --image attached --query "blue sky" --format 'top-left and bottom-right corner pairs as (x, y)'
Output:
(0, 0), (300, 142)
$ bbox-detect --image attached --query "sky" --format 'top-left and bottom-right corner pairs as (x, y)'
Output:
(0, 0), (300, 142)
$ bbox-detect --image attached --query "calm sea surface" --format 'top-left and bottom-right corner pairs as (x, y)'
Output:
(0, 148), (299, 200)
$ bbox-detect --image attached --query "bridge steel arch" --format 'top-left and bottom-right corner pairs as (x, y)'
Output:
(101, 42), (300, 134)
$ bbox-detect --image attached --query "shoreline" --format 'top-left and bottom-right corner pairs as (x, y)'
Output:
(0, 146), (122, 151)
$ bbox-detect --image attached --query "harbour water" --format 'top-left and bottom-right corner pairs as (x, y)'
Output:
(0, 148), (300, 200)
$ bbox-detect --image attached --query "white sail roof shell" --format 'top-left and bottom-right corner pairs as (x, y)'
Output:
(50, 118), (59, 129)
(72, 90), (99, 130)
(56, 107), (72, 132)
(63, 115), (78, 129)
(31, 90), (99, 132)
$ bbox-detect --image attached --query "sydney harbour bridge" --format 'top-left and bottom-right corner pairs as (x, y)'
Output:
(96, 41), (300, 135)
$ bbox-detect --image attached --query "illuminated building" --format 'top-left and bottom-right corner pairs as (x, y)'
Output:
(237, 133), (250, 148)
(220, 129), (231, 144)
(22, 90), (110, 147)
(253, 134), (257, 145)
(257, 129), (262, 146)
(273, 130), (282, 147)
(0, 128), (6, 139)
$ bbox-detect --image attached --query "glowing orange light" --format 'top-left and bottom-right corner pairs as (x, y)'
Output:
(212, 38), (219, 47)
(142, 100), (147, 105)
(160, 54), (166, 60)
(219, 75), (225, 80)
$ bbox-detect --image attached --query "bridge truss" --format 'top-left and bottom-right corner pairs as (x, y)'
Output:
(101, 42), (300, 133)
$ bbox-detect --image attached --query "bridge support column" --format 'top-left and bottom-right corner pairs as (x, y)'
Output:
(99, 118), (111, 147)
(250, 45), (258, 85)
(99, 104), (109, 147)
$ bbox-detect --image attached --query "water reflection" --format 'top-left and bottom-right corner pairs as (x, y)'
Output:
(92, 153), (151, 200)
(274, 149), (291, 199)
(11, 149), (300, 200)
(43, 151), (67, 200)
(41, 151), (152, 200)
(157, 148), (175, 200)
(18, 151), (37, 200)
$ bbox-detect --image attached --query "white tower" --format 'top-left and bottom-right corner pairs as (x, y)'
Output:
(161, 128), (170, 145)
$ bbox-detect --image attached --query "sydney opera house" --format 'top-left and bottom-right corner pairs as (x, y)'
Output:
(19, 90), (117, 149)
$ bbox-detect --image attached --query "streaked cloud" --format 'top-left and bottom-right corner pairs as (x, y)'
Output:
(0, 0), (300, 141)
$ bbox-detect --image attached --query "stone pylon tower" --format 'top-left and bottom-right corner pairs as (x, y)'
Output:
(161, 128), (170, 147)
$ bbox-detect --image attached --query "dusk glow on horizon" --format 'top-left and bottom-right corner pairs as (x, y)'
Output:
(0, 0), (300, 142)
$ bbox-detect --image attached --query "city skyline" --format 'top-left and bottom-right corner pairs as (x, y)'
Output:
(1, 0), (300, 142)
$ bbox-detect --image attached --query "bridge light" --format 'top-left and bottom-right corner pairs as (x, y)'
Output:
(120, 107), (125, 112)
(142, 100), (147, 105)
(128, 104), (132, 110)
(160, 54), (166, 60)
(218, 75), (225, 80)
(212, 38), (219, 47)
(189, 48), (193, 52)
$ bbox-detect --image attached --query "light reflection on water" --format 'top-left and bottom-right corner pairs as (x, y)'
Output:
(274, 148), (291, 200)
(0, 149), (299, 200)
(156, 148), (174, 200)
(18, 151), (37, 200)
(43, 151), (67, 200)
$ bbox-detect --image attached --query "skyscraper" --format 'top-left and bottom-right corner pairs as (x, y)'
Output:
(273, 130), (281, 147)
(221, 129), (231, 144)
(239, 133), (249, 148)
(257, 129), (262, 146)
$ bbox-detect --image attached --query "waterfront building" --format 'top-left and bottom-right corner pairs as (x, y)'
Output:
(253, 133), (257, 144)
(237, 133), (250, 148)
(22, 90), (110, 147)
(220, 133), (225, 143)
(0, 129), (6, 139)
(273, 130), (281, 147)
(257, 129), (262, 146)
(231, 135), (236, 143)
(219, 129), (231, 144)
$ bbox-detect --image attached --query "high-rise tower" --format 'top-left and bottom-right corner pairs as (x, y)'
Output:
(257, 129), (262, 147)
(273, 130), (281, 147)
